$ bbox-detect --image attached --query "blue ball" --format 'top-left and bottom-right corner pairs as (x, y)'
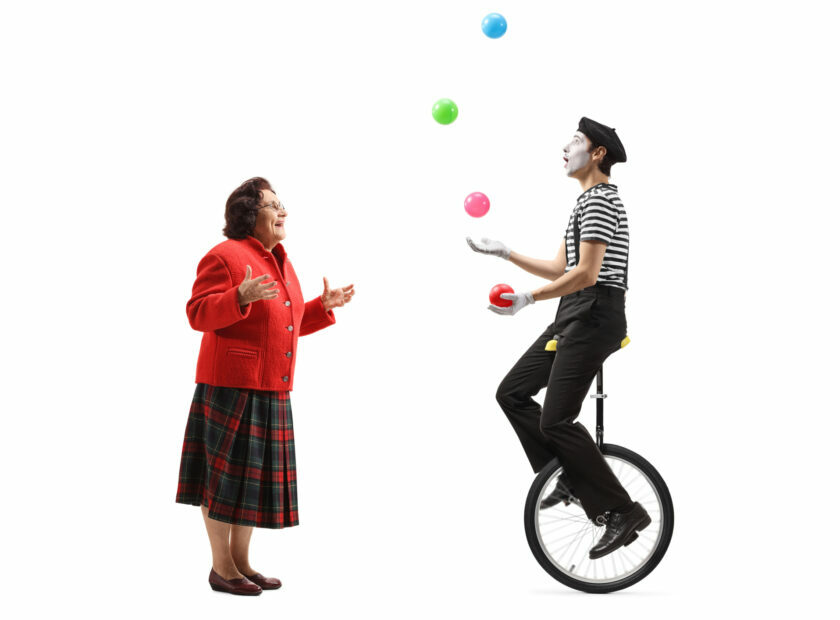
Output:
(481, 13), (507, 39)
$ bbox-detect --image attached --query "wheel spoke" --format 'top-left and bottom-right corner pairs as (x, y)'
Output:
(560, 523), (590, 568)
(543, 527), (592, 545)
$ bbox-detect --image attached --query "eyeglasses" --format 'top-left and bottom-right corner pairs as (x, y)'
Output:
(258, 201), (287, 215)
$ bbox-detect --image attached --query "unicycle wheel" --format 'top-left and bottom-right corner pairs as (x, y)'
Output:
(524, 444), (674, 593)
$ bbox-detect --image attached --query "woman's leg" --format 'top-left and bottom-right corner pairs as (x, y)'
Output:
(201, 505), (244, 580)
(230, 523), (256, 576)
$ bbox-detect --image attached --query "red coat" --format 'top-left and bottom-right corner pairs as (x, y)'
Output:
(187, 236), (336, 391)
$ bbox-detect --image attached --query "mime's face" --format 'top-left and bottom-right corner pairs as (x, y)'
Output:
(563, 132), (591, 177)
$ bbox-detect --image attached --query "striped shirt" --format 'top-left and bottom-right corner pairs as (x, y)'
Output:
(563, 183), (629, 290)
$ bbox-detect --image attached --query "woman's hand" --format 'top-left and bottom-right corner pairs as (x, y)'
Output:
(238, 265), (279, 305)
(320, 277), (355, 311)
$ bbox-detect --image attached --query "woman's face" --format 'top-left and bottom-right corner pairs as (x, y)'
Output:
(253, 190), (287, 249)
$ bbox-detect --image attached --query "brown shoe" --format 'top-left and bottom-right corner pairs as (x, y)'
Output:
(245, 572), (282, 590)
(208, 569), (262, 595)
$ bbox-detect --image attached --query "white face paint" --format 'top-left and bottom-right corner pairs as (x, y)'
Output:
(563, 132), (590, 177)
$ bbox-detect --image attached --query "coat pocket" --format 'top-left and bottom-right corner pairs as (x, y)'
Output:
(219, 347), (261, 386)
(226, 347), (258, 359)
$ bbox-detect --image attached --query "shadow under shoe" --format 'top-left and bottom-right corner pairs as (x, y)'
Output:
(588, 502), (652, 560)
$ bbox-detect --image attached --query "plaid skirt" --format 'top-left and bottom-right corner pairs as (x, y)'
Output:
(175, 383), (298, 529)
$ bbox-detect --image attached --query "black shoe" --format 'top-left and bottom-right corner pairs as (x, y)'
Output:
(540, 472), (576, 510)
(588, 502), (651, 560)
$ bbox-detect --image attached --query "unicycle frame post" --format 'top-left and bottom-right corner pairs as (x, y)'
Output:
(595, 366), (605, 449)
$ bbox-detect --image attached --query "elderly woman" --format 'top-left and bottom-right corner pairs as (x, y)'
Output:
(176, 177), (354, 595)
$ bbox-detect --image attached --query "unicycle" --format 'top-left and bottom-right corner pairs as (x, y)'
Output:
(524, 363), (674, 593)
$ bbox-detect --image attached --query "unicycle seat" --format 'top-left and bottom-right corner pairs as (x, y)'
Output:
(545, 335), (630, 352)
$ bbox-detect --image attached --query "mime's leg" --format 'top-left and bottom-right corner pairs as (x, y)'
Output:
(496, 325), (558, 473)
(539, 330), (632, 521)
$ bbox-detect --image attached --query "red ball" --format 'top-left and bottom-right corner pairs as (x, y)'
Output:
(489, 283), (515, 307)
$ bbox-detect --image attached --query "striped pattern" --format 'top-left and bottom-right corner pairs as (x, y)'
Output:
(175, 383), (298, 529)
(564, 183), (629, 290)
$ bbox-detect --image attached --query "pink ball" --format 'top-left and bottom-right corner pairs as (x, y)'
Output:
(464, 192), (490, 218)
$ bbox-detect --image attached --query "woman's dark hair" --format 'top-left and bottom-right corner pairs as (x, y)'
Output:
(223, 177), (275, 239)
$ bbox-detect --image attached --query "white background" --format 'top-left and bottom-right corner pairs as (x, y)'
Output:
(1, 0), (838, 617)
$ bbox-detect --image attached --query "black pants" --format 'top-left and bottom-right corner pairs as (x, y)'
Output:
(496, 285), (632, 520)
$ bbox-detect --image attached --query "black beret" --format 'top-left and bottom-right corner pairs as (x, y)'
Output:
(578, 117), (627, 163)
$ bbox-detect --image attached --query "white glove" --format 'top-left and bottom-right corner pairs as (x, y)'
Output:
(488, 291), (535, 316)
(466, 236), (511, 260)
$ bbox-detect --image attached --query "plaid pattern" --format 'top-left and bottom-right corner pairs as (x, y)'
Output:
(175, 383), (298, 528)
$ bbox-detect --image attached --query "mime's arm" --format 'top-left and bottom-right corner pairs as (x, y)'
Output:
(509, 239), (568, 281)
(531, 241), (606, 301)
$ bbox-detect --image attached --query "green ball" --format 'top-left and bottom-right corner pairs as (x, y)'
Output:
(432, 98), (459, 125)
